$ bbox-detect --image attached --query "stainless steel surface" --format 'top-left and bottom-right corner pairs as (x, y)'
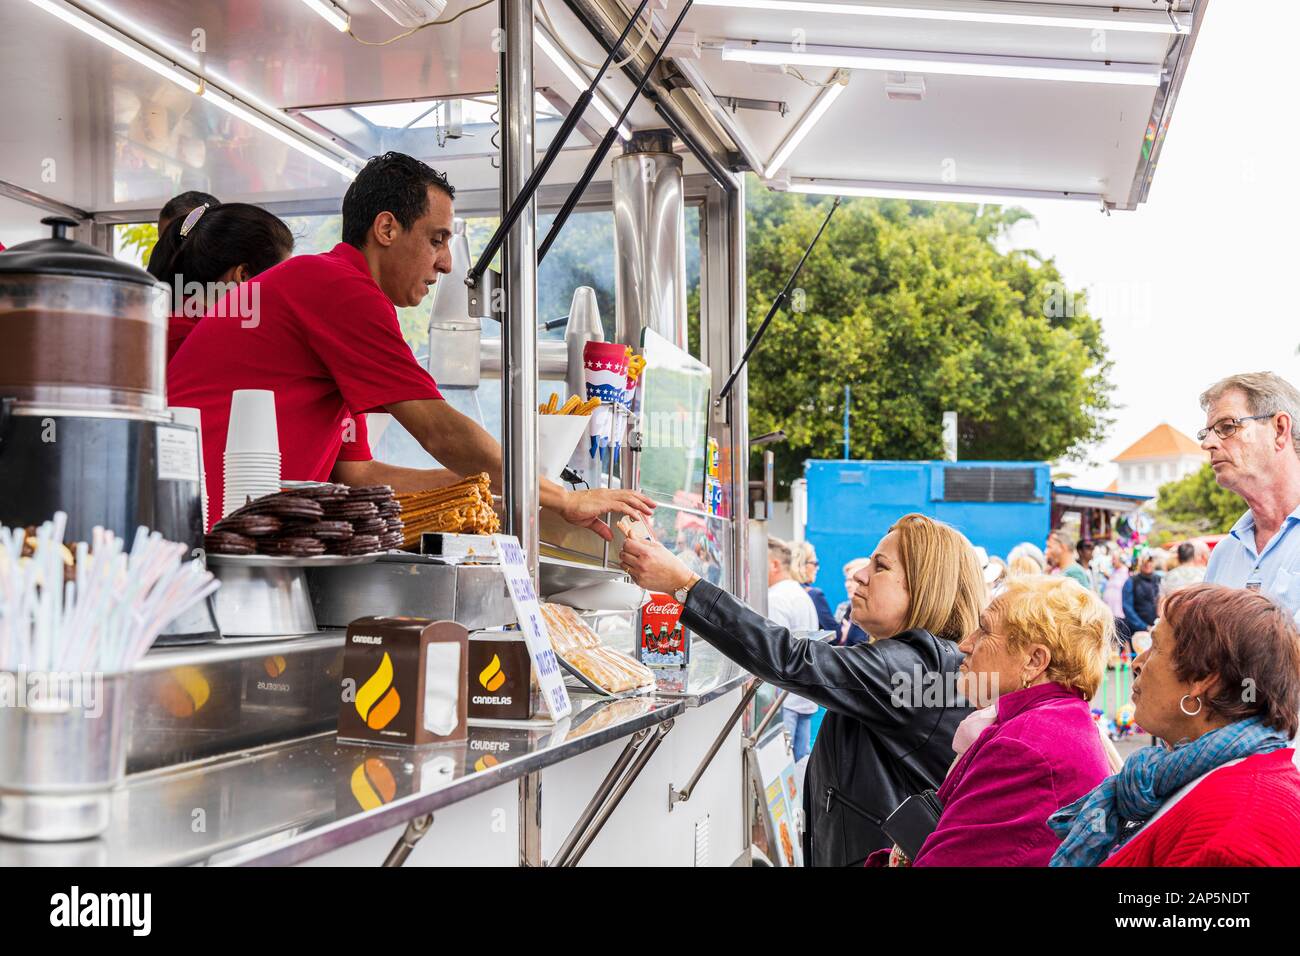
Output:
(561, 717), (674, 866)
(500, 0), (541, 591)
(0, 672), (129, 841)
(479, 336), (568, 379)
(0, 692), (683, 866)
(210, 562), (318, 637)
(724, 178), (750, 599)
(0, 179), (89, 221)
(565, 286), (605, 401)
(667, 678), (758, 809)
(208, 553), (382, 568)
(307, 561), (515, 631)
(550, 729), (647, 866)
(519, 771), (543, 867)
(612, 131), (688, 352)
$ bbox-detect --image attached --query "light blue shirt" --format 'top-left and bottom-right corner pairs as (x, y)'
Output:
(1205, 503), (1300, 620)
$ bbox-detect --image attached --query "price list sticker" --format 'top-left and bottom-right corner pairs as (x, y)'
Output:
(491, 534), (573, 720)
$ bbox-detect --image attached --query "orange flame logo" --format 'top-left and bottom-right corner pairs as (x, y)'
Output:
(478, 654), (506, 693)
(159, 666), (211, 718)
(264, 655), (287, 678)
(355, 652), (400, 730)
(473, 753), (500, 773)
(350, 758), (397, 810)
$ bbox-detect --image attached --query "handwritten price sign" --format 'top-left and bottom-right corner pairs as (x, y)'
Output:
(492, 535), (572, 720)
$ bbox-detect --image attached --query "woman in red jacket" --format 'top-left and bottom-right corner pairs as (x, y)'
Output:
(1049, 584), (1300, 866)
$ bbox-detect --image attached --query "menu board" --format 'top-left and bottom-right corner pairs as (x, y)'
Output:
(751, 728), (804, 867)
(492, 535), (572, 720)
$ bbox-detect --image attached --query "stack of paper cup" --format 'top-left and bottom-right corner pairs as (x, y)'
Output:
(223, 389), (281, 518)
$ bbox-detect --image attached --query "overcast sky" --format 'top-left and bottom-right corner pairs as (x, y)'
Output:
(997, 0), (1299, 488)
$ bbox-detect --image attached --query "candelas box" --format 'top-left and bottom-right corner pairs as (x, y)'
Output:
(637, 593), (690, 668)
(339, 616), (468, 746)
(467, 633), (537, 721)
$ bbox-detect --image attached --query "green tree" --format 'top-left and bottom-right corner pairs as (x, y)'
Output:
(118, 223), (158, 266)
(743, 176), (1114, 491)
(1155, 463), (1244, 535)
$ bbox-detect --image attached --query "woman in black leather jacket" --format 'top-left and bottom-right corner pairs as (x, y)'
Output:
(621, 513), (986, 866)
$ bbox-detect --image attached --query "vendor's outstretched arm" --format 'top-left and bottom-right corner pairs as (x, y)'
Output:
(383, 398), (656, 540)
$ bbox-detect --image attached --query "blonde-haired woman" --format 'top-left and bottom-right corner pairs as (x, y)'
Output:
(898, 575), (1113, 866)
(790, 540), (838, 632)
(620, 513), (985, 866)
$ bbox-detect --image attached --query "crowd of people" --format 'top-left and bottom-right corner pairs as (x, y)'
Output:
(619, 371), (1300, 866)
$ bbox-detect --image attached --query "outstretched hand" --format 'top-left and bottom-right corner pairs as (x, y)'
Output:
(557, 488), (656, 541)
(619, 535), (695, 595)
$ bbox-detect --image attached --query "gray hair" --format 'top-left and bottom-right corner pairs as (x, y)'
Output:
(767, 536), (793, 570)
(1007, 541), (1046, 572)
(1200, 372), (1300, 457)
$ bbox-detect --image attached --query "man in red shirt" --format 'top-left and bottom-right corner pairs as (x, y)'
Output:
(168, 151), (652, 535)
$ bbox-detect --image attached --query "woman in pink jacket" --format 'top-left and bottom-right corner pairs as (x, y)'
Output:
(902, 575), (1113, 866)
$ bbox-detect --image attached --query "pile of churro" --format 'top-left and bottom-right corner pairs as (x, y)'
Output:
(539, 393), (601, 416)
(395, 473), (501, 545)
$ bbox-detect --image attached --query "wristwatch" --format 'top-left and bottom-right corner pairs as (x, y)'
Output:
(673, 573), (701, 604)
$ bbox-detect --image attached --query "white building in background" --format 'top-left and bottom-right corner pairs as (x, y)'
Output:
(1110, 424), (1209, 498)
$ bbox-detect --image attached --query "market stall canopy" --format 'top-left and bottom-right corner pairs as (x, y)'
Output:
(1052, 483), (1151, 514)
(650, 0), (1204, 208)
(0, 0), (671, 218)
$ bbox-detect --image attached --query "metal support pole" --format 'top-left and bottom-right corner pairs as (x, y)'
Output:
(499, 0), (539, 582)
(518, 772), (543, 866)
(746, 689), (788, 746)
(381, 813), (434, 867)
(668, 681), (760, 810)
(550, 729), (649, 867)
(562, 719), (674, 866)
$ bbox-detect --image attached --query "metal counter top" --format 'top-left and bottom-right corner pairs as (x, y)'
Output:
(0, 630), (753, 866)
(0, 690), (682, 867)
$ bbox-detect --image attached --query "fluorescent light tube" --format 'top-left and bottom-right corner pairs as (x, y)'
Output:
(723, 41), (1162, 86)
(763, 71), (847, 179)
(298, 0), (351, 31)
(693, 0), (1190, 35)
(27, 0), (359, 180)
(536, 30), (632, 140)
(783, 176), (1102, 204)
(26, 0), (201, 93)
(201, 86), (358, 180)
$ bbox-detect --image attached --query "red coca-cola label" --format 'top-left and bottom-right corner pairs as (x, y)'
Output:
(638, 593), (689, 668)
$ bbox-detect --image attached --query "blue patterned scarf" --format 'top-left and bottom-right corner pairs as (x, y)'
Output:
(1047, 716), (1291, 867)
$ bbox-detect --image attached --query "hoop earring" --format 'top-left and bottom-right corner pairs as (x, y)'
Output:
(1179, 694), (1202, 717)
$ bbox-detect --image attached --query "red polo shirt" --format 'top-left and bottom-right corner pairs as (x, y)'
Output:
(167, 242), (441, 528)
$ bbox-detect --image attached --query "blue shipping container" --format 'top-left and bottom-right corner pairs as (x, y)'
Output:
(803, 459), (1051, 609)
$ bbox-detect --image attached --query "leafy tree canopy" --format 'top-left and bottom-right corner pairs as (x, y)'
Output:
(743, 179), (1114, 492)
(1155, 463), (1245, 536)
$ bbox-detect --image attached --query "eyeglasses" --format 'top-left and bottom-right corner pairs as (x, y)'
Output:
(1196, 414), (1275, 442)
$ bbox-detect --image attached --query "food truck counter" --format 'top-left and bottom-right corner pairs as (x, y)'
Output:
(0, 632), (752, 867)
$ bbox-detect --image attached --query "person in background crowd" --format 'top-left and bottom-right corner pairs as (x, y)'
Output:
(618, 513), (983, 866)
(151, 203), (296, 361)
(1198, 373), (1300, 620)
(1049, 584), (1300, 866)
(791, 540), (839, 632)
(765, 538), (821, 762)
(1007, 542), (1047, 576)
(1122, 553), (1160, 637)
(985, 555), (1009, 594)
(835, 557), (872, 647)
(1102, 547), (1132, 646)
(1076, 539), (1101, 592)
(1161, 542), (1206, 599)
(1046, 529), (1091, 590)
(148, 190), (220, 271)
(871, 576), (1113, 867)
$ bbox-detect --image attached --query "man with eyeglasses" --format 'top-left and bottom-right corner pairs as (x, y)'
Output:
(1200, 372), (1300, 620)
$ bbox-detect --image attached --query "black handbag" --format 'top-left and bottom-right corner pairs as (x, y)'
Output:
(882, 789), (944, 861)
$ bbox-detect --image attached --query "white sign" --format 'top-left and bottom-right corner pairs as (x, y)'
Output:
(155, 424), (200, 482)
(491, 534), (572, 720)
(941, 411), (958, 463)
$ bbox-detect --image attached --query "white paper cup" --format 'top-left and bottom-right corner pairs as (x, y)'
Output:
(538, 414), (592, 481)
(225, 389), (280, 455)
